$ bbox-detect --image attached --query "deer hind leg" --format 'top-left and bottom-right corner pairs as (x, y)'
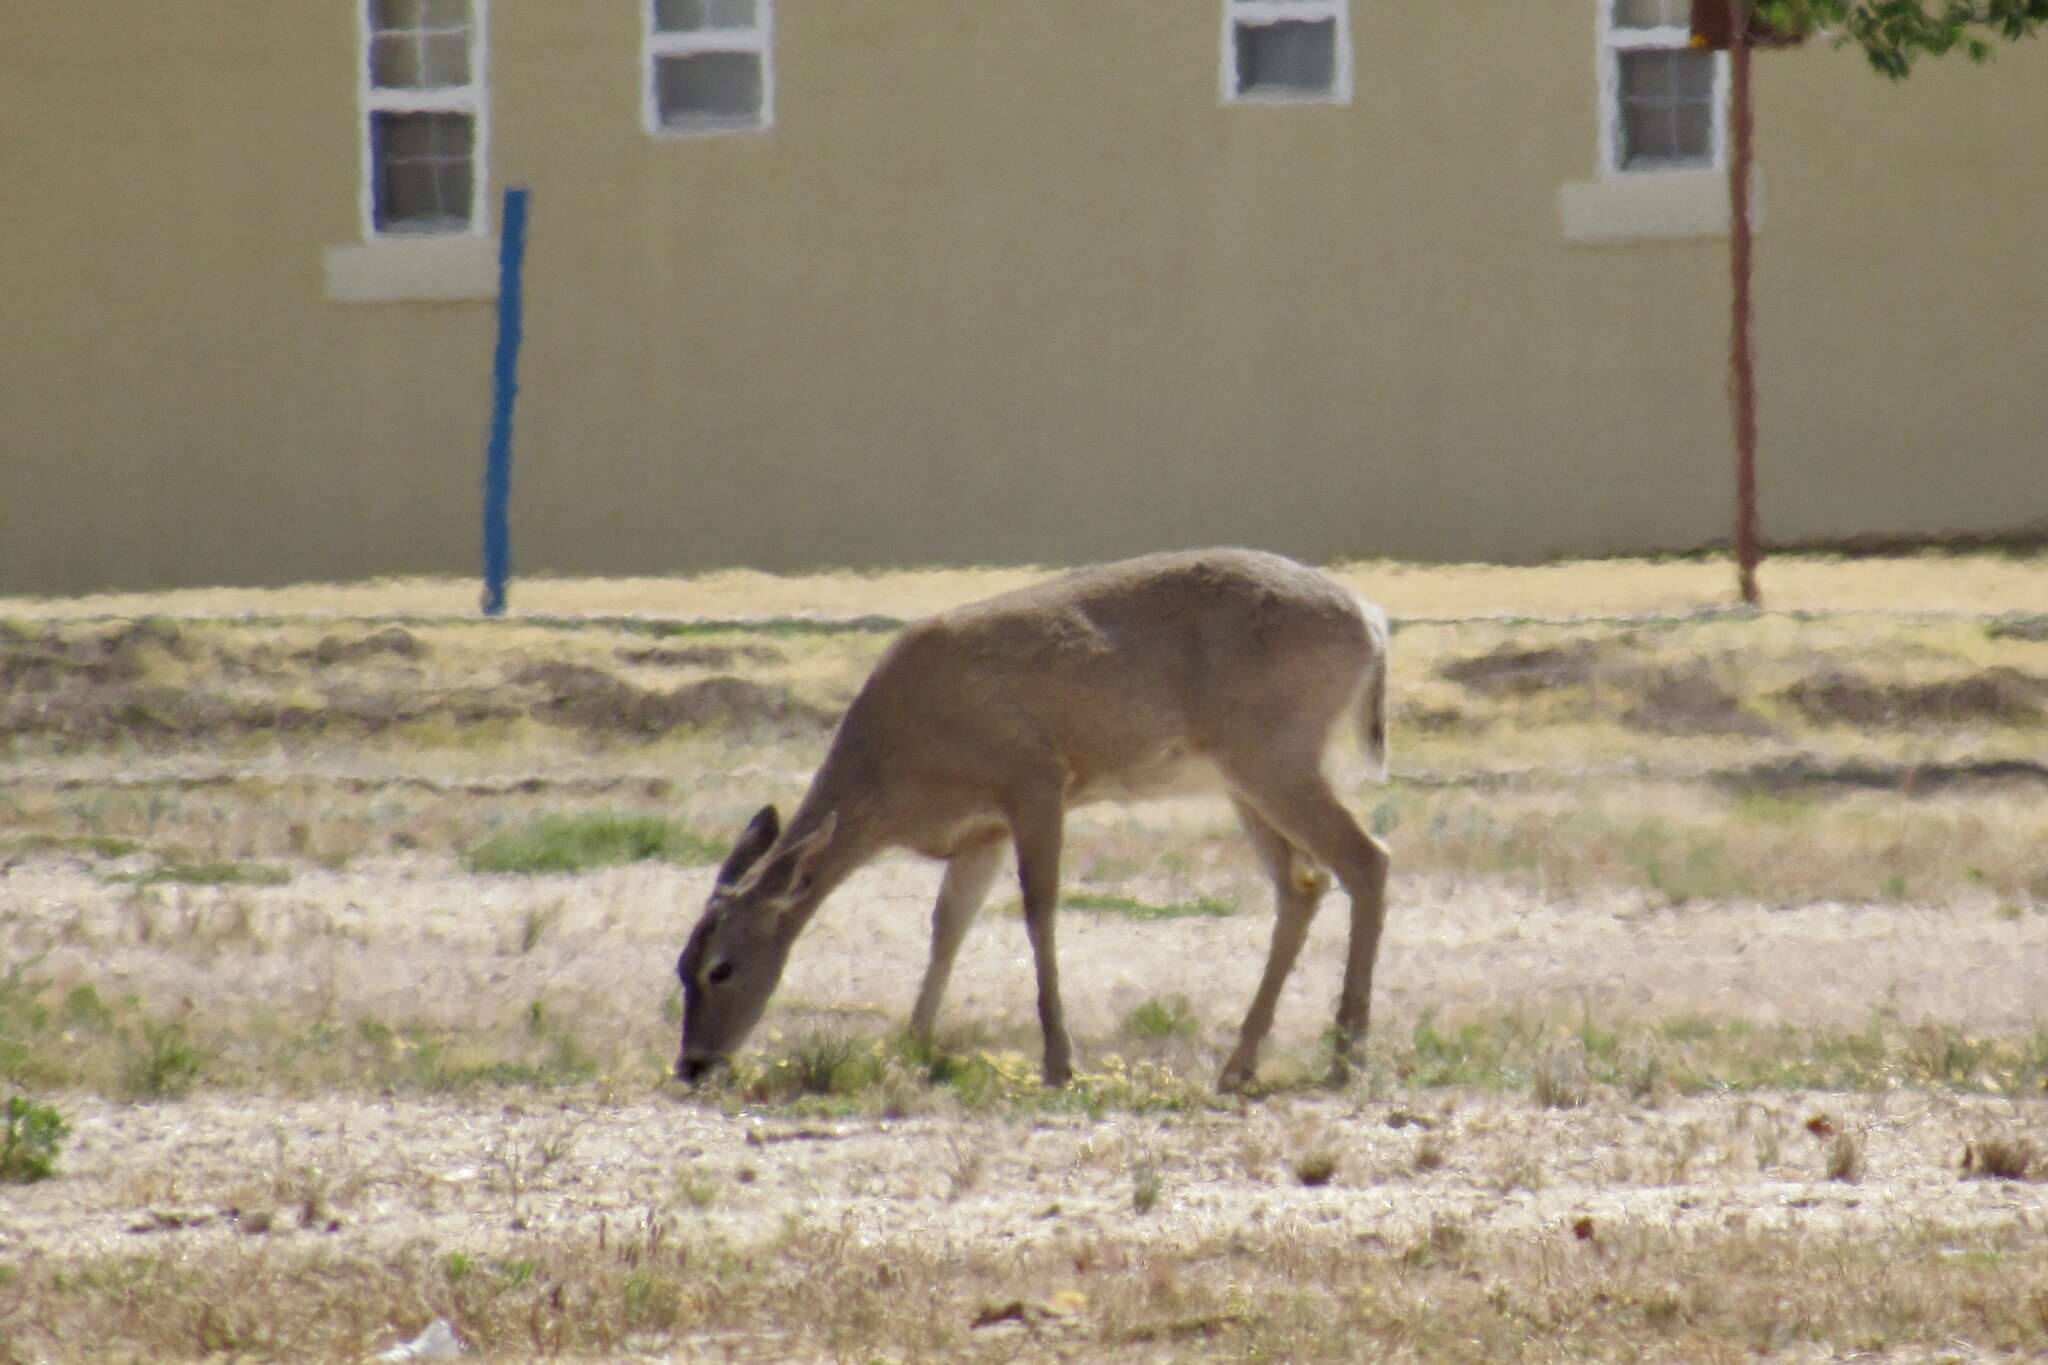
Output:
(1223, 759), (1391, 1084)
(908, 834), (1006, 1046)
(1218, 797), (1331, 1093)
(1005, 787), (1073, 1087)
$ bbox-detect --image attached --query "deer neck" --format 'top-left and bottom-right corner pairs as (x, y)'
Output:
(773, 777), (883, 940)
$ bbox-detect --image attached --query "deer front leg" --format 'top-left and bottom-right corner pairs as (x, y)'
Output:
(1007, 791), (1072, 1087)
(908, 835), (1006, 1046)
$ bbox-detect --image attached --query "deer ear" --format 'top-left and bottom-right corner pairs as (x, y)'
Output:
(717, 805), (780, 887)
(779, 812), (837, 896)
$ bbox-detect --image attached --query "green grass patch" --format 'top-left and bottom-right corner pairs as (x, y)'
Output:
(1063, 891), (1235, 920)
(1123, 994), (1199, 1041)
(106, 859), (290, 888)
(464, 813), (723, 875)
(1, 1096), (68, 1183)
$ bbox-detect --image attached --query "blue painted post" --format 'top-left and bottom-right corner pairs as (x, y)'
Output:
(482, 186), (530, 617)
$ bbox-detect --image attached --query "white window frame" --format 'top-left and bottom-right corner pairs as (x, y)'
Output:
(643, 0), (775, 138)
(1221, 0), (1354, 107)
(357, 0), (491, 240)
(1597, 0), (1728, 177)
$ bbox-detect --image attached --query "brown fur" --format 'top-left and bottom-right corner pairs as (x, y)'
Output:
(676, 548), (1392, 1092)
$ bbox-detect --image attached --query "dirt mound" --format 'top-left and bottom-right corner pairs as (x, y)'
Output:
(512, 662), (832, 738)
(1987, 615), (2048, 643)
(0, 619), (186, 693)
(1780, 667), (2045, 728)
(1437, 641), (1605, 696)
(1725, 754), (2048, 795)
(1622, 672), (1772, 738)
(1, 683), (519, 746)
(303, 627), (425, 667)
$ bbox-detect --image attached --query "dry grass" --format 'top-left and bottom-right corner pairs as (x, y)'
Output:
(6, 593), (2045, 907)
(3, 548), (2044, 622)
(3, 1213), (2043, 1361)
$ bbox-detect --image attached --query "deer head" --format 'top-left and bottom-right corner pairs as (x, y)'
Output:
(674, 805), (837, 1083)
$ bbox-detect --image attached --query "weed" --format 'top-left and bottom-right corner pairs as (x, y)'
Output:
(518, 903), (560, 954)
(1131, 1160), (1163, 1214)
(1532, 1049), (1589, 1109)
(1, 1096), (68, 1182)
(1826, 1130), (1865, 1183)
(121, 1019), (205, 1100)
(753, 1032), (887, 1099)
(1964, 1135), (2037, 1182)
(945, 1135), (986, 1200)
(1495, 1153), (1545, 1194)
(1293, 1150), (1339, 1187)
(675, 1173), (718, 1210)
(1402, 1215), (1468, 1269)
(1123, 994), (1198, 1042)
(63, 985), (115, 1032)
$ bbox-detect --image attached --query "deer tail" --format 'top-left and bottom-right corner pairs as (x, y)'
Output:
(1357, 600), (1390, 783)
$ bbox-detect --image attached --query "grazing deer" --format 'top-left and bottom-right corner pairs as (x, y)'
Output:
(675, 548), (1391, 1092)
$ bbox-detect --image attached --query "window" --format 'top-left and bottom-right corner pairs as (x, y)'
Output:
(646, 0), (773, 135)
(1599, 0), (1726, 173)
(361, 0), (487, 236)
(1223, 0), (1352, 105)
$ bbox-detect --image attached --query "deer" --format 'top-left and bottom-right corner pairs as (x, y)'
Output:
(674, 547), (1392, 1093)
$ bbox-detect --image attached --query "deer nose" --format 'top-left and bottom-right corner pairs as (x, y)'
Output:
(676, 1055), (719, 1085)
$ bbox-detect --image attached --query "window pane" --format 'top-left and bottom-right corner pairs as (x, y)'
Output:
(654, 0), (710, 32)
(422, 0), (470, 28)
(421, 32), (471, 85)
(1622, 103), (1679, 164)
(1617, 49), (1714, 168)
(1235, 19), (1337, 95)
(371, 0), (424, 33)
(708, 0), (758, 27)
(1675, 49), (1715, 98)
(1613, 0), (1684, 28)
(371, 33), (422, 87)
(372, 111), (474, 232)
(655, 51), (764, 123)
(1674, 102), (1712, 156)
(1619, 48), (1676, 99)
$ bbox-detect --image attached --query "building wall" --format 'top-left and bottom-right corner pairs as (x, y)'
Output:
(3, 1), (2045, 595)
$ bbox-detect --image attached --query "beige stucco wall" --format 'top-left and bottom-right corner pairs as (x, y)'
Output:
(3, 1), (2045, 595)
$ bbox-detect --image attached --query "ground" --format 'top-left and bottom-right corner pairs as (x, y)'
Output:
(1, 555), (2045, 1360)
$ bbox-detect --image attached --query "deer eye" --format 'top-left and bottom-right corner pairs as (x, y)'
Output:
(706, 961), (735, 986)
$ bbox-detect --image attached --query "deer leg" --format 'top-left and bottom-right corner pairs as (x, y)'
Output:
(1006, 790), (1072, 1087)
(908, 835), (1005, 1046)
(1225, 764), (1391, 1083)
(1218, 798), (1330, 1093)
